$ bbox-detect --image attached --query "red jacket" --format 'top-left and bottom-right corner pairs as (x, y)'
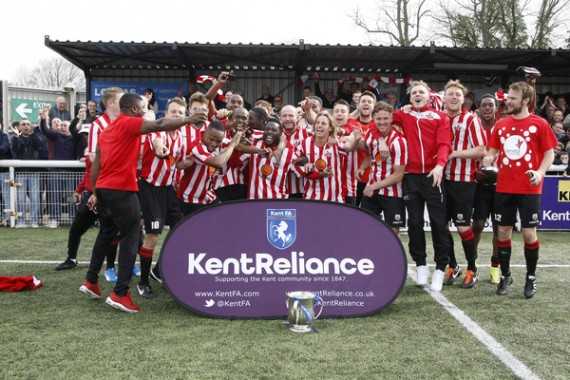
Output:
(392, 106), (451, 174)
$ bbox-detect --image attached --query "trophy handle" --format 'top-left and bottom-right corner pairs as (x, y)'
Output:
(313, 295), (324, 320)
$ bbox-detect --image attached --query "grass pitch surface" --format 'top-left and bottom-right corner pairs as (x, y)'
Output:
(0, 228), (568, 379)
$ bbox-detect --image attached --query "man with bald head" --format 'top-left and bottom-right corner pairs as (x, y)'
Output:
(48, 96), (72, 122)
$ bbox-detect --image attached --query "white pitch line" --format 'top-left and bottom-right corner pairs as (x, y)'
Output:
(2, 260), (568, 268)
(408, 268), (541, 380)
(407, 263), (570, 268)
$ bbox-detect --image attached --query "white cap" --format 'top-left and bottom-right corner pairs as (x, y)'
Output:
(79, 123), (90, 134)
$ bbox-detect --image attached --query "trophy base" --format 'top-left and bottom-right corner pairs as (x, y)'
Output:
(288, 324), (313, 333)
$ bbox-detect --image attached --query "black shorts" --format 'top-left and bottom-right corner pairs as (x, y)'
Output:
(494, 193), (541, 228)
(137, 180), (181, 234)
(472, 183), (496, 222)
(445, 180), (476, 226)
(360, 194), (406, 228)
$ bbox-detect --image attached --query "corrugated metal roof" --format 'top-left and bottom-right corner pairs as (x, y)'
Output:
(45, 36), (570, 76)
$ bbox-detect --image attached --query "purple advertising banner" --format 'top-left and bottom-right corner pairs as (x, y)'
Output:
(539, 176), (570, 230)
(160, 200), (407, 319)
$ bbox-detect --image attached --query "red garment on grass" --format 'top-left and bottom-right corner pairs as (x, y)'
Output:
(0, 275), (43, 292)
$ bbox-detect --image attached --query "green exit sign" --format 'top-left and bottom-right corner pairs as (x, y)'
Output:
(11, 98), (52, 122)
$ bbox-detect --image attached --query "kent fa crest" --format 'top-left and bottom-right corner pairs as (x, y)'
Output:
(267, 209), (297, 250)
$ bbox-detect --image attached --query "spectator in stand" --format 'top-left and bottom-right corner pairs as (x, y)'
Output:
(384, 92), (401, 110)
(10, 119), (43, 228)
(86, 100), (99, 124)
(314, 81), (336, 109)
(272, 95), (284, 114)
(553, 142), (565, 164)
(552, 109), (565, 126)
(552, 122), (565, 140)
(40, 111), (80, 228)
(0, 125), (12, 226)
(558, 151), (569, 167)
(236, 89), (252, 110)
(559, 127), (570, 146)
(144, 88), (158, 118)
(556, 95), (570, 117)
(183, 81), (198, 106)
(302, 86), (313, 99)
(48, 97), (72, 122)
(537, 92), (556, 120)
(256, 85), (274, 105)
(463, 91), (477, 112)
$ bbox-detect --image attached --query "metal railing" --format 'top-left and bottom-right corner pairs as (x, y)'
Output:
(0, 160), (85, 228)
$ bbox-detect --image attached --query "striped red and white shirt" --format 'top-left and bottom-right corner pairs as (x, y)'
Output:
(140, 130), (183, 187)
(177, 138), (217, 205)
(284, 127), (311, 194)
(174, 123), (207, 185)
(211, 132), (248, 190)
(364, 126), (408, 197)
(296, 137), (345, 203)
(241, 140), (301, 199)
(341, 118), (371, 198)
(88, 112), (111, 153)
(445, 110), (487, 182)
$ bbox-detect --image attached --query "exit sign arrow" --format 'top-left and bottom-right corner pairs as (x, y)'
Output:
(16, 103), (32, 118)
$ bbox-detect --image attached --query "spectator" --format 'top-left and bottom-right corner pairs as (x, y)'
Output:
(559, 151), (569, 167)
(236, 89), (252, 110)
(144, 88), (158, 117)
(48, 97), (72, 122)
(86, 100), (100, 124)
(552, 122), (565, 140)
(40, 111), (79, 228)
(272, 95), (284, 113)
(337, 81), (361, 112)
(463, 91), (476, 112)
(553, 109), (565, 126)
(183, 81), (198, 105)
(302, 86), (313, 99)
(0, 124), (12, 226)
(383, 92), (400, 110)
(256, 85), (274, 105)
(10, 119), (43, 228)
(559, 127), (570, 146)
(537, 92), (556, 120)
(556, 95), (570, 117)
(314, 81), (336, 109)
(553, 142), (565, 164)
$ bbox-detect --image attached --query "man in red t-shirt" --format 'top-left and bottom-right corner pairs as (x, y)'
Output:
(55, 87), (123, 273)
(483, 81), (558, 298)
(79, 93), (207, 313)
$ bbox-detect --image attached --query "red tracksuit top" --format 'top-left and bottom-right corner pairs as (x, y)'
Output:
(392, 105), (451, 174)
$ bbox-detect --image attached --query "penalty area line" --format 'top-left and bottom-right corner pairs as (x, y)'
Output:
(408, 268), (541, 380)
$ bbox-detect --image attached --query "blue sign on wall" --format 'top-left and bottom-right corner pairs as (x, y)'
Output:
(91, 81), (186, 118)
